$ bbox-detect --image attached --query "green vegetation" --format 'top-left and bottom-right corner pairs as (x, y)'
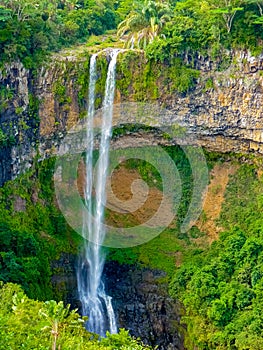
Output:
(0, 86), (14, 112)
(1, 138), (263, 349)
(0, 282), (152, 349)
(118, 0), (263, 61)
(107, 145), (207, 277)
(170, 163), (263, 349)
(0, 126), (15, 147)
(1, 0), (263, 69)
(0, 127), (7, 146)
(105, 145), (263, 349)
(0, 157), (81, 301)
(116, 52), (200, 99)
(117, 0), (171, 49)
(0, 0), (117, 68)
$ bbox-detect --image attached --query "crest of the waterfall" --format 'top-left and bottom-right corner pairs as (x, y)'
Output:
(77, 50), (120, 336)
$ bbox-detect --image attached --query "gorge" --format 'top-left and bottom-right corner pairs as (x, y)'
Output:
(1, 46), (263, 350)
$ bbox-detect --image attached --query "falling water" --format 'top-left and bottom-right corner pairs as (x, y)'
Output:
(77, 50), (120, 336)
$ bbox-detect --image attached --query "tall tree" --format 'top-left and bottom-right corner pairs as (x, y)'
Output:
(117, 0), (171, 48)
(210, 0), (244, 32)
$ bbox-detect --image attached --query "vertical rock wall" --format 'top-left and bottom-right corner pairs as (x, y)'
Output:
(1, 50), (263, 186)
(0, 62), (37, 185)
(104, 262), (185, 350)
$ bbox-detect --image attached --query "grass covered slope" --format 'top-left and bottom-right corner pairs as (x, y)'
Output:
(170, 163), (263, 349)
(105, 146), (263, 349)
(107, 144), (208, 277)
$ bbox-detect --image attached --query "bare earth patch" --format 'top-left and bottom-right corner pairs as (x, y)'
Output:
(106, 166), (174, 228)
(77, 160), (237, 246)
(196, 163), (238, 243)
(77, 161), (174, 228)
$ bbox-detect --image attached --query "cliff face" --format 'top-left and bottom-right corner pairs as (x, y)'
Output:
(0, 52), (89, 185)
(104, 261), (185, 350)
(0, 62), (36, 185)
(114, 50), (263, 154)
(0, 49), (263, 185)
(167, 70), (263, 154)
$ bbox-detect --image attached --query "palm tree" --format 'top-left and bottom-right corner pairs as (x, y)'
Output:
(39, 300), (86, 350)
(117, 0), (171, 49)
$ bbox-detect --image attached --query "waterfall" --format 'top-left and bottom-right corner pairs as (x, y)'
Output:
(77, 50), (120, 336)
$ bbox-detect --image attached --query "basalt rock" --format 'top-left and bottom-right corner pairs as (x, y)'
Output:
(52, 256), (185, 349)
(104, 262), (185, 350)
(1, 49), (263, 185)
(51, 252), (79, 309)
(0, 62), (38, 185)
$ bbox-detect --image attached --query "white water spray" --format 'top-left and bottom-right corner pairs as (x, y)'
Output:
(77, 50), (120, 336)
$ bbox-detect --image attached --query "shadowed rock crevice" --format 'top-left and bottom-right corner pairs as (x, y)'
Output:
(104, 261), (185, 350)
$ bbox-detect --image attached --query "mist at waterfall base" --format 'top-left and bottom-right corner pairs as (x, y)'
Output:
(77, 51), (120, 337)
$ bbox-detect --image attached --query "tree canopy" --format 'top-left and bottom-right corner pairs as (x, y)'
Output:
(0, 282), (153, 349)
(0, 0), (263, 66)
(0, 0), (117, 67)
(170, 164), (263, 349)
(117, 0), (263, 60)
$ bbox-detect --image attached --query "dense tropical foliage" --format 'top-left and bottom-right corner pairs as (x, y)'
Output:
(0, 282), (152, 349)
(117, 1), (172, 49)
(1, 0), (263, 349)
(118, 0), (263, 60)
(1, 0), (263, 67)
(0, 0), (117, 67)
(170, 163), (263, 349)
